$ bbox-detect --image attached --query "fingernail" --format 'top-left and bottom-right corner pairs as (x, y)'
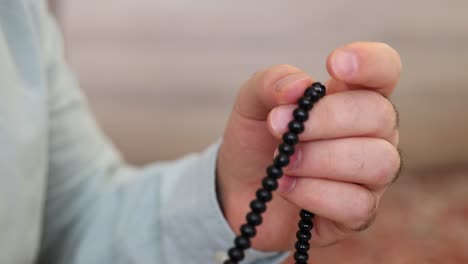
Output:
(278, 175), (297, 193)
(331, 49), (358, 78)
(269, 107), (290, 135)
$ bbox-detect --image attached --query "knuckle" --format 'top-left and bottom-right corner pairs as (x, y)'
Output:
(366, 91), (399, 137)
(353, 210), (377, 232)
(388, 147), (403, 184)
(389, 144), (402, 182)
(382, 98), (399, 131)
(374, 139), (401, 186)
(393, 147), (403, 183)
(382, 97), (397, 126)
(392, 102), (400, 130)
(351, 189), (378, 231)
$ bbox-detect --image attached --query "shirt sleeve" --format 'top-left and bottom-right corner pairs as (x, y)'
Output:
(35, 2), (289, 264)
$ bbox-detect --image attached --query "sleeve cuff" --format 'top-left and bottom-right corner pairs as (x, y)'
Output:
(160, 141), (290, 264)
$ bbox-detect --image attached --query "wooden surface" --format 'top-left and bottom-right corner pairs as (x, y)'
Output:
(59, 0), (468, 169)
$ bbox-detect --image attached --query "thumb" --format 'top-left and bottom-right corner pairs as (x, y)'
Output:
(219, 64), (315, 184)
(217, 64), (317, 248)
(233, 64), (315, 121)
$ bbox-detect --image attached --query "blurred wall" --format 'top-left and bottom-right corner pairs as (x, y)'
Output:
(57, 0), (468, 169)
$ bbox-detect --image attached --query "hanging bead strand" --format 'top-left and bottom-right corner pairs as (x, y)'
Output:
(224, 82), (326, 264)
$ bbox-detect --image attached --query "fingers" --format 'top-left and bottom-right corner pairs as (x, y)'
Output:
(281, 138), (401, 188)
(267, 90), (399, 145)
(326, 42), (402, 97)
(233, 64), (314, 121)
(232, 42), (402, 122)
(279, 177), (378, 231)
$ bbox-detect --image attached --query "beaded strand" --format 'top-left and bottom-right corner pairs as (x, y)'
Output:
(224, 82), (326, 264)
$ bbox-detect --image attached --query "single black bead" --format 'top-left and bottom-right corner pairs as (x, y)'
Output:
(295, 241), (310, 253)
(296, 230), (312, 242)
(294, 251), (309, 263)
(288, 120), (305, 134)
(312, 82), (326, 97)
(278, 143), (294, 156)
(274, 153), (290, 167)
(303, 86), (314, 97)
(228, 248), (245, 261)
(293, 108), (309, 122)
(298, 97), (314, 111)
(234, 236), (251, 250)
(298, 219), (314, 232)
(304, 88), (321, 102)
(250, 199), (267, 213)
(282, 132), (299, 145)
(246, 212), (263, 226)
(300, 210), (315, 220)
(262, 177), (278, 191)
(223, 260), (237, 264)
(256, 188), (273, 202)
(266, 165), (283, 179)
(240, 224), (256, 238)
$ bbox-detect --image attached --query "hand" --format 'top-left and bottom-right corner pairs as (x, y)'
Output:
(217, 42), (402, 251)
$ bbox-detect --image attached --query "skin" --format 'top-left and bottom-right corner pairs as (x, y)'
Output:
(217, 42), (402, 251)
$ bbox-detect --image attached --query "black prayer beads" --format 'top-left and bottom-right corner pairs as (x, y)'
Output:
(224, 82), (326, 264)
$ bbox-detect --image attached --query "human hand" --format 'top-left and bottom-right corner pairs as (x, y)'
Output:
(217, 42), (402, 251)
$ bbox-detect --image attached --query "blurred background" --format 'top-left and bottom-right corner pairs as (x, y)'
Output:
(50, 0), (468, 263)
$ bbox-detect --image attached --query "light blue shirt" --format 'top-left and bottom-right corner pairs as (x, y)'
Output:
(0, 1), (287, 263)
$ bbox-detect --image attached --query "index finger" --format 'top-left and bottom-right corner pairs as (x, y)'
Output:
(326, 42), (402, 97)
